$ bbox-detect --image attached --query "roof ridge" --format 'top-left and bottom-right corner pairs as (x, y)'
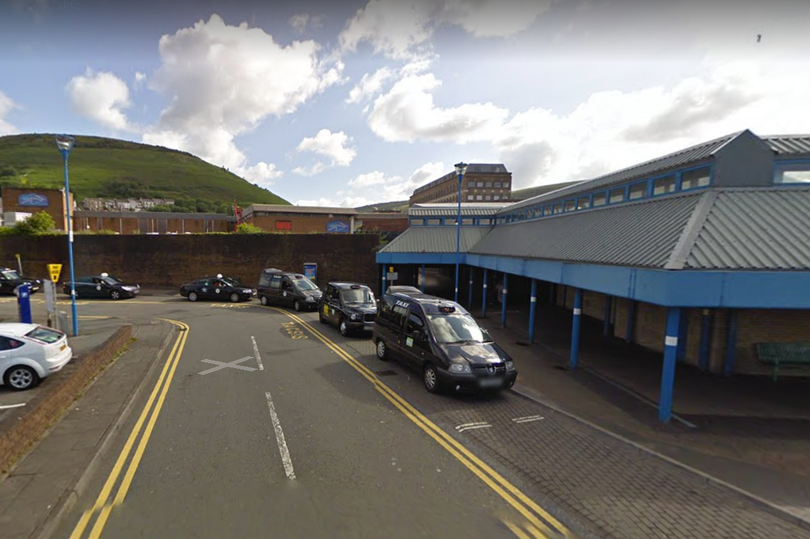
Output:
(664, 191), (719, 270)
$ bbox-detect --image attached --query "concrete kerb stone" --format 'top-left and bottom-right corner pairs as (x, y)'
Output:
(37, 320), (177, 539)
(509, 383), (810, 533)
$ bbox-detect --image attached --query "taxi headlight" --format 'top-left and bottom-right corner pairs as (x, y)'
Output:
(306, 296), (315, 302)
(449, 363), (471, 374)
(350, 313), (359, 321)
(505, 361), (515, 371)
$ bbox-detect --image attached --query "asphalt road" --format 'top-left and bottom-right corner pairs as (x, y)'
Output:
(38, 296), (569, 539)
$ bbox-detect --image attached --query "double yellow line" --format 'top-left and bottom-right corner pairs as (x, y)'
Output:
(276, 309), (575, 539)
(69, 319), (189, 539)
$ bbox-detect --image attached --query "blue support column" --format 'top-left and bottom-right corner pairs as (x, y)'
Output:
(381, 265), (386, 296)
(420, 264), (426, 293)
(500, 274), (509, 328)
(602, 296), (613, 338)
(698, 309), (713, 372)
(528, 279), (538, 344)
(481, 268), (488, 318)
(569, 289), (583, 370)
(468, 269), (474, 308)
(659, 307), (682, 422)
(723, 310), (739, 376)
(677, 310), (690, 363)
(625, 300), (637, 343)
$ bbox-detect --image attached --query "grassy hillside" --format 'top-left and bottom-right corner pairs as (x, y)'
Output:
(0, 134), (289, 210)
(355, 200), (408, 212)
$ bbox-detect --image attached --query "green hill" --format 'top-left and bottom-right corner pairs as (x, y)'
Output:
(355, 200), (408, 212)
(0, 134), (289, 212)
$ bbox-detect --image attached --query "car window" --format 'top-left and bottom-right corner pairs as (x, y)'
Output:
(25, 327), (63, 344)
(77, 277), (93, 284)
(392, 305), (409, 327)
(292, 277), (317, 291)
(269, 276), (282, 289)
(405, 313), (425, 337)
(427, 313), (491, 344)
(0, 336), (25, 350)
(330, 287), (340, 301)
(0, 270), (20, 280)
(102, 277), (119, 285)
(198, 280), (210, 287)
(340, 288), (375, 304)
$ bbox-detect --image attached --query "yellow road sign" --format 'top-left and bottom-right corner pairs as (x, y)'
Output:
(48, 264), (62, 283)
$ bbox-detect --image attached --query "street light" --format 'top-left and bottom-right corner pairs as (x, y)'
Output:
(55, 134), (79, 336)
(454, 161), (467, 303)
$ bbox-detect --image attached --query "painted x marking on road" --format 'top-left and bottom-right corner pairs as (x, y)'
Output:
(198, 356), (256, 375)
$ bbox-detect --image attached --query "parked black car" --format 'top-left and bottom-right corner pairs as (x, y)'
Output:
(0, 268), (41, 295)
(256, 268), (322, 311)
(179, 275), (254, 303)
(62, 274), (140, 300)
(318, 282), (377, 336)
(372, 290), (517, 394)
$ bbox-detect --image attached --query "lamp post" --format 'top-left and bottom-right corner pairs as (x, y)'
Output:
(454, 162), (467, 303)
(55, 135), (79, 336)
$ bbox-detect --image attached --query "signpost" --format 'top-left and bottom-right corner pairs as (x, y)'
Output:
(48, 264), (63, 283)
(44, 281), (57, 327)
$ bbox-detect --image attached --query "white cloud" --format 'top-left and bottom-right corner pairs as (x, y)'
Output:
(293, 129), (357, 176)
(143, 14), (342, 180)
(346, 67), (394, 104)
(134, 71), (147, 89)
(348, 170), (400, 187)
(367, 72), (509, 142)
(340, 0), (553, 59)
(66, 69), (131, 130)
(0, 91), (18, 135)
(242, 162), (283, 188)
(289, 13), (324, 34)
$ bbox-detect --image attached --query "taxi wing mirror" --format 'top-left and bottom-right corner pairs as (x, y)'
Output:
(412, 330), (424, 341)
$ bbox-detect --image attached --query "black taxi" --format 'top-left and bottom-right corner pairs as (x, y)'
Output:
(0, 268), (41, 295)
(179, 274), (254, 302)
(61, 273), (139, 299)
(318, 282), (377, 336)
(373, 290), (517, 394)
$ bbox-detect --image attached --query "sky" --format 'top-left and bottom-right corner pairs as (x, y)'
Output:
(1, 0), (809, 208)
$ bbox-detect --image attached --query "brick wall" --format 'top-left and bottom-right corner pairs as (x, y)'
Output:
(2, 187), (73, 231)
(247, 214), (353, 234)
(0, 234), (380, 292)
(0, 325), (132, 474)
(74, 214), (231, 234)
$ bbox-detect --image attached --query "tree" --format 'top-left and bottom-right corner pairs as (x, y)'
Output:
(14, 211), (56, 235)
(235, 223), (264, 234)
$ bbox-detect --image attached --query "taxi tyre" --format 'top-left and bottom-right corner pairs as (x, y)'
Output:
(319, 309), (327, 324)
(188, 291), (198, 302)
(260, 295), (269, 306)
(294, 300), (302, 312)
(4, 365), (39, 391)
(339, 318), (350, 337)
(230, 292), (240, 303)
(375, 339), (388, 361)
(423, 363), (442, 394)
(110, 290), (121, 300)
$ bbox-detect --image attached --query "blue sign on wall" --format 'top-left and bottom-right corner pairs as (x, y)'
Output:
(304, 263), (317, 280)
(326, 220), (350, 233)
(18, 193), (49, 207)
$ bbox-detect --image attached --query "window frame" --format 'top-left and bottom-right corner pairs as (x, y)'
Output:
(772, 160), (810, 185)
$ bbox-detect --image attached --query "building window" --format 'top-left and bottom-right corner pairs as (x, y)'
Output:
(427, 218), (441, 225)
(462, 218), (474, 225)
(564, 199), (575, 212)
(592, 192), (607, 207)
(774, 162), (810, 184)
(629, 182), (647, 200)
(485, 195), (492, 201)
(553, 203), (562, 214)
(494, 195), (500, 200)
(476, 195), (483, 200)
(681, 166), (712, 189)
(577, 196), (590, 210)
(467, 195), (474, 200)
(494, 182), (501, 188)
(275, 220), (292, 230)
(609, 188), (625, 204)
(411, 218), (424, 226)
(653, 175), (676, 195)
(485, 182), (492, 188)
(476, 181), (484, 187)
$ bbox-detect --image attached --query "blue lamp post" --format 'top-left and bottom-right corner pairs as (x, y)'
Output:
(55, 135), (79, 336)
(454, 162), (467, 303)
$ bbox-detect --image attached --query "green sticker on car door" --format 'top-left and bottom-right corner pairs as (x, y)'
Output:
(406, 337), (413, 347)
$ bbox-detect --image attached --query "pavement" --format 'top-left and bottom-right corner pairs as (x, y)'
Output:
(0, 295), (807, 538)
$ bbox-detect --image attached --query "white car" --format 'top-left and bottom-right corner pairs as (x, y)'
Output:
(0, 324), (72, 391)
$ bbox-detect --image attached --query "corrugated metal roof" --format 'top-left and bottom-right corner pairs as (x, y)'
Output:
(510, 181), (583, 202)
(409, 204), (510, 217)
(471, 194), (703, 268)
(380, 227), (492, 253)
(763, 135), (810, 156)
(503, 132), (739, 214)
(686, 188), (810, 270)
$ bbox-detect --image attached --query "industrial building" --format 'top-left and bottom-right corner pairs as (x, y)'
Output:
(409, 163), (512, 206)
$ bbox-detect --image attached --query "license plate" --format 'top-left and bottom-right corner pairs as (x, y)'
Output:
(479, 377), (503, 388)
(363, 326), (373, 331)
(60, 343), (67, 351)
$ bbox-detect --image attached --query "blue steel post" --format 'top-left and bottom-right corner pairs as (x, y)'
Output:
(625, 300), (637, 343)
(420, 264), (426, 293)
(528, 279), (538, 344)
(481, 268), (488, 318)
(677, 310), (690, 363)
(723, 310), (739, 376)
(453, 164), (466, 302)
(569, 289), (583, 370)
(659, 307), (682, 422)
(468, 270), (473, 308)
(500, 274), (509, 328)
(698, 309), (712, 371)
(603, 296), (613, 338)
(61, 147), (79, 336)
(381, 265), (386, 296)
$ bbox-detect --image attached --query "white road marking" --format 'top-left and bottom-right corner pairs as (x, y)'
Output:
(265, 391), (296, 480)
(0, 403), (26, 409)
(197, 356), (256, 375)
(251, 336), (264, 371)
(455, 422), (492, 433)
(512, 415), (544, 424)
(455, 422), (489, 429)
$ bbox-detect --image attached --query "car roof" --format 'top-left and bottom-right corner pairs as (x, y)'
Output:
(262, 269), (307, 278)
(329, 282), (371, 289)
(0, 323), (40, 337)
(386, 292), (468, 314)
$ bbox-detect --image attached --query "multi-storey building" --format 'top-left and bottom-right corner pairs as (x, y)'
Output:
(409, 164), (512, 206)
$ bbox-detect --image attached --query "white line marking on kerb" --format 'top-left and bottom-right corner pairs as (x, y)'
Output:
(251, 336), (264, 371)
(512, 415), (544, 424)
(455, 422), (492, 433)
(265, 391), (296, 480)
(0, 403), (26, 409)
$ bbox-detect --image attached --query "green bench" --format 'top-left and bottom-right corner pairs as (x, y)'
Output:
(756, 342), (810, 381)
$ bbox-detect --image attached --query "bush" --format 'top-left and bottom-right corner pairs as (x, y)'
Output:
(14, 211), (56, 235)
(235, 223), (265, 234)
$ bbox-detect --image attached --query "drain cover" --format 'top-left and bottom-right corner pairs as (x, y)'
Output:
(375, 370), (398, 377)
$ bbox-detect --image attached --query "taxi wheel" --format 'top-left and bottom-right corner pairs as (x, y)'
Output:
(319, 310), (327, 324)
(423, 363), (442, 394)
(260, 295), (269, 306)
(339, 319), (350, 336)
(188, 292), (198, 302)
(294, 300), (302, 312)
(375, 339), (388, 361)
(230, 292), (240, 303)
(110, 290), (121, 300)
(4, 365), (39, 391)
